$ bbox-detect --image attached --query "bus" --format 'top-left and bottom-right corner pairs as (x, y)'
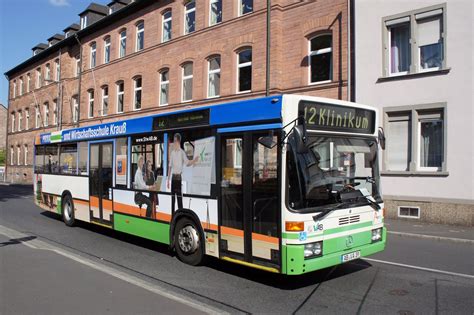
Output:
(33, 94), (386, 275)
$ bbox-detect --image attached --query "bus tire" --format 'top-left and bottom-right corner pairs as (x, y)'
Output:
(62, 194), (76, 227)
(174, 217), (204, 266)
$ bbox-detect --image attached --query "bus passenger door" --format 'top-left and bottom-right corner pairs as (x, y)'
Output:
(89, 142), (114, 226)
(220, 132), (280, 271)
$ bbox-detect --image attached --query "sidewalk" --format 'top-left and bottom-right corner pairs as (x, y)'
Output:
(0, 230), (212, 315)
(385, 218), (474, 243)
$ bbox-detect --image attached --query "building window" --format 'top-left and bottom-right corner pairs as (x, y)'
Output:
(80, 15), (88, 29)
(117, 81), (124, 113)
(384, 104), (446, 174)
(309, 34), (332, 83)
(19, 77), (24, 96)
(18, 111), (22, 131)
(10, 146), (14, 165)
(13, 80), (16, 98)
(383, 5), (446, 76)
(101, 86), (109, 116)
(90, 42), (97, 68)
(35, 107), (40, 128)
(11, 113), (15, 132)
(210, 0), (222, 26)
(162, 10), (172, 42)
(72, 96), (79, 123)
(136, 21), (144, 52)
(133, 76), (142, 110)
(17, 146), (21, 165)
(75, 55), (81, 77)
(88, 89), (94, 118)
(119, 29), (127, 58)
(239, 0), (253, 16)
(24, 145), (28, 166)
(36, 68), (42, 88)
(182, 62), (193, 102)
(184, 1), (196, 35)
(159, 69), (169, 106)
(43, 102), (49, 127)
(237, 49), (252, 92)
(45, 63), (51, 82)
(53, 99), (58, 125)
(55, 59), (60, 81)
(25, 109), (29, 130)
(208, 56), (221, 98)
(27, 73), (31, 93)
(104, 36), (111, 64)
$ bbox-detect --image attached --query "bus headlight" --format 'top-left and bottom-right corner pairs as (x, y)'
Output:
(371, 228), (382, 242)
(304, 241), (323, 259)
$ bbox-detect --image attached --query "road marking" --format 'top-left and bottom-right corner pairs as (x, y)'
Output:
(364, 258), (474, 280)
(388, 231), (474, 244)
(0, 224), (227, 315)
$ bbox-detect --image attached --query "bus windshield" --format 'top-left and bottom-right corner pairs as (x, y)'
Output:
(287, 135), (381, 212)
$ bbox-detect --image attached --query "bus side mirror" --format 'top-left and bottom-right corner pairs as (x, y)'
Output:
(378, 128), (386, 150)
(258, 131), (277, 149)
(294, 124), (308, 154)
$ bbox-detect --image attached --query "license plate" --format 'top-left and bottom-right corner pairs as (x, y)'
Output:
(341, 250), (360, 262)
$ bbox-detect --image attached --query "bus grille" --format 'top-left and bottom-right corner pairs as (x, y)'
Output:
(338, 215), (360, 225)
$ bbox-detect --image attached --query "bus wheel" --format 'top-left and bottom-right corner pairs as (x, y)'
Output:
(174, 217), (204, 266)
(62, 194), (76, 227)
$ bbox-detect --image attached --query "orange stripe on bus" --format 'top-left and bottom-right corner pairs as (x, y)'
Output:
(156, 212), (172, 222)
(90, 196), (99, 208)
(103, 199), (113, 211)
(113, 202), (141, 217)
(221, 226), (244, 237)
(201, 222), (218, 231)
(252, 232), (279, 244)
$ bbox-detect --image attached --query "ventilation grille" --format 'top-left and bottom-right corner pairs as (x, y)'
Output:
(398, 206), (420, 218)
(338, 215), (360, 225)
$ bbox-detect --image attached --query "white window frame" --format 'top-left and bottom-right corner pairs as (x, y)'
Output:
(104, 37), (111, 64)
(53, 100), (58, 125)
(19, 77), (23, 95)
(24, 145), (28, 166)
(387, 21), (410, 76)
(162, 10), (172, 43)
(13, 80), (16, 98)
(35, 107), (40, 128)
(237, 49), (252, 93)
(207, 56), (221, 98)
(75, 55), (81, 77)
(136, 22), (144, 52)
(181, 63), (193, 102)
(88, 90), (94, 118)
(81, 15), (88, 29)
(10, 147), (14, 166)
(309, 35), (333, 85)
(101, 86), (109, 116)
(36, 68), (42, 88)
(55, 59), (60, 81)
(45, 63), (51, 82)
(119, 30), (127, 58)
(11, 113), (15, 132)
(184, 1), (196, 35)
(27, 74), (31, 93)
(18, 111), (22, 131)
(17, 146), (21, 166)
(159, 70), (169, 106)
(209, 0), (222, 26)
(73, 96), (79, 123)
(90, 42), (97, 68)
(239, 0), (253, 16)
(116, 81), (124, 113)
(133, 77), (142, 110)
(397, 206), (421, 219)
(25, 109), (29, 130)
(43, 102), (49, 127)
(417, 116), (443, 172)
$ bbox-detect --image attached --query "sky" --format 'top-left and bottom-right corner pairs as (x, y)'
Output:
(0, 0), (109, 107)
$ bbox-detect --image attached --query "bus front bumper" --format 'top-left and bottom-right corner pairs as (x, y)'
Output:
(283, 228), (386, 275)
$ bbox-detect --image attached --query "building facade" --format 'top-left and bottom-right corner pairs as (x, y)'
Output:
(354, 0), (473, 226)
(5, 0), (350, 184)
(0, 104), (6, 151)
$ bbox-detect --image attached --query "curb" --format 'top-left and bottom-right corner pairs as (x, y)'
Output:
(388, 231), (474, 244)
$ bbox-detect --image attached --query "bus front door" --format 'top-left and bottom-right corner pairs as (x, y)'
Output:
(220, 132), (280, 271)
(89, 142), (114, 226)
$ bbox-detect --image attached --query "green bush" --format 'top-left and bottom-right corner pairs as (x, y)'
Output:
(0, 149), (5, 166)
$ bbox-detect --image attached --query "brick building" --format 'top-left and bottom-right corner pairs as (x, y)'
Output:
(4, 0), (350, 183)
(0, 104), (6, 151)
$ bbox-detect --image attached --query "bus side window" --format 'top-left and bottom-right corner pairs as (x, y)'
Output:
(59, 144), (78, 175)
(78, 142), (88, 175)
(35, 146), (46, 173)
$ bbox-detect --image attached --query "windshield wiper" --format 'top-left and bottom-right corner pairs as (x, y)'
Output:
(354, 195), (380, 211)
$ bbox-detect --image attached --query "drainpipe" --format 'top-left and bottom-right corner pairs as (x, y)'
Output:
(265, 0), (271, 96)
(74, 34), (83, 127)
(57, 48), (62, 130)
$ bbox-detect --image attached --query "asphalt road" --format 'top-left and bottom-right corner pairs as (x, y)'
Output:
(1, 185), (473, 314)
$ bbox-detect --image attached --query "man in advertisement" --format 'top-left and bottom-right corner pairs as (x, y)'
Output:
(167, 133), (198, 215)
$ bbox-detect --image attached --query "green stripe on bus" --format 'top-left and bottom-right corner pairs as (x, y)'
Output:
(114, 213), (170, 245)
(56, 198), (62, 215)
(51, 134), (62, 141)
(282, 221), (373, 240)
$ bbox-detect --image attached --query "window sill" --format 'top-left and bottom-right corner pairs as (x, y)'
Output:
(381, 171), (449, 177)
(377, 68), (451, 83)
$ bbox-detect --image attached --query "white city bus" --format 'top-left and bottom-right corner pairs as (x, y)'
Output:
(34, 94), (386, 275)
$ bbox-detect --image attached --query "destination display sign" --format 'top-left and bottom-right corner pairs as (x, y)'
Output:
(153, 109), (210, 131)
(298, 101), (376, 134)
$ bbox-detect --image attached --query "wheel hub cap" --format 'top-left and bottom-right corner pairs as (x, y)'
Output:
(178, 225), (199, 254)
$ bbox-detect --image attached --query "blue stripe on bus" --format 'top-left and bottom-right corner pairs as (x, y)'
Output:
(210, 95), (282, 126)
(217, 123), (282, 133)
